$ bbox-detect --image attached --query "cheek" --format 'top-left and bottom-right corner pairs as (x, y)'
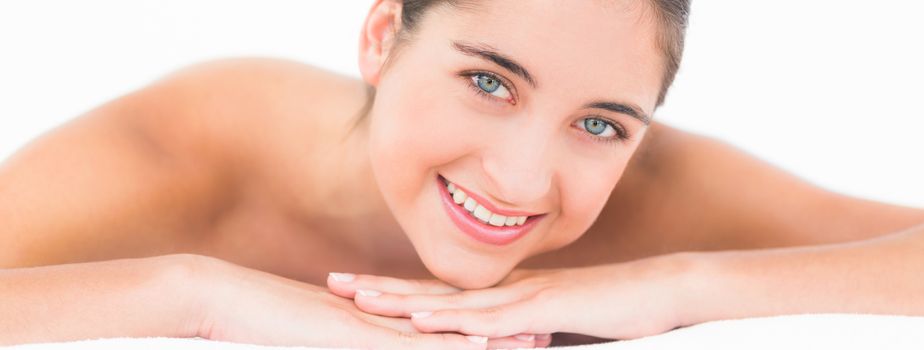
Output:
(549, 155), (631, 247)
(367, 77), (473, 221)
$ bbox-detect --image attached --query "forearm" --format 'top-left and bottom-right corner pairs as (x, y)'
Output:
(681, 222), (924, 326)
(0, 254), (204, 345)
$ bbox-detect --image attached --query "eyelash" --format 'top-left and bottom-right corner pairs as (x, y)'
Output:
(582, 117), (631, 145)
(458, 70), (517, 105)
(458, 70), (632, 145)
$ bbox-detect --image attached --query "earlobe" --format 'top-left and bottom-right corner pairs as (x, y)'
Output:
(358, 0), (402, 87)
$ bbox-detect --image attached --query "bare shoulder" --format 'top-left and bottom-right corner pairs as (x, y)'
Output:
(617, 121), (923, 250)
(0, 57), (366, 267)
(132, 57), (368, 168)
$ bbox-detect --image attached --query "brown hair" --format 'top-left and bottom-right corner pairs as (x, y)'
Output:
(352, 0), (691, 128)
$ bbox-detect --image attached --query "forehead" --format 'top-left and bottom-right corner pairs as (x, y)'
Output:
(421, 0), (664, 112)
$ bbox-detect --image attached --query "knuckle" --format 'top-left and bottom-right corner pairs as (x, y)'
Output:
(439, 333), (471, 350)
(446, 291), (468, 305)
(479, 306), (505, 322)
(456, 307), (504, 337)
(393, 330), (420, 347)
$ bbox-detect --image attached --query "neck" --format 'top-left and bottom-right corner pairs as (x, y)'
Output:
(322, 117), (429, 277)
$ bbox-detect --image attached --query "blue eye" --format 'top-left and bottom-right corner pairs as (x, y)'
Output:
(584, 118), (609, 135)
(470, 73), (512, 100)
(476, 75), (500, 93)
(574, 117), (627, 142)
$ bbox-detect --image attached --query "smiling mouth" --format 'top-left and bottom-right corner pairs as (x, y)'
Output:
(438, 176), (534, 227)
(436, 174), (544, 246)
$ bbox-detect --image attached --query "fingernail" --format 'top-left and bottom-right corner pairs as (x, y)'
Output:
(329, 272), (355, 282)
(356, 289), (381, 297)
(514, 334), (535, 341)
(535, 334), (551, 340)
(410, 311), (432, 319)
(466, 335), (487, 344)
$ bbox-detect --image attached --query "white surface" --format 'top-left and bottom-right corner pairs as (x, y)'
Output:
(8, 314), (924, 350)
(1, 0), (922, 209)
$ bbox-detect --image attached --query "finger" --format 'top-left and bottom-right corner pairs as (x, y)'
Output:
(359, 324), (488, 350)
(411, 301), (553, 338)
(327, 272), (461, 298)
(352, 288), (521, 317)
(486, 333), (537, 350)
(355, 312), (418, 333)
(534, 334), (553, 348)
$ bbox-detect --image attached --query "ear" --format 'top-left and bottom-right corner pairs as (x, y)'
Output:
(358, 0), (403, 87)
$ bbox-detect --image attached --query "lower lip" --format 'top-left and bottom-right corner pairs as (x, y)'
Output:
(437, 175), (543, 246)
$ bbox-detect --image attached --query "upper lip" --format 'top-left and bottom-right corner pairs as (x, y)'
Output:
(440, 175), (543, 218)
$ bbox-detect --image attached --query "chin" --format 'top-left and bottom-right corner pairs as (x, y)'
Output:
(419, 251), (515, 289)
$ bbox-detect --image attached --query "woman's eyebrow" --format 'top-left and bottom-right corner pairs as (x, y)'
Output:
(584, 101), (651, 125)
(450, 40), (649, 125)
(451, 40), (537, 88)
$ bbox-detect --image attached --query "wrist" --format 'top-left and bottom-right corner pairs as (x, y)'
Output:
(154, 254), (220, 338)
(658, 251), (728, 328)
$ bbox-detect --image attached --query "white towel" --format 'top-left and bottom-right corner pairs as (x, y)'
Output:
(7, 314), (924, 349)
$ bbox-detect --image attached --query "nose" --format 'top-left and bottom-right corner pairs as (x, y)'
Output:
(480, 123), (554, 206)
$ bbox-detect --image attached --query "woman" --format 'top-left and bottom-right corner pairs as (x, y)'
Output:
(1, 0), (923, 349)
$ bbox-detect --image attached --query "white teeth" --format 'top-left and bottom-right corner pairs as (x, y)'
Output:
(445, 179), (532, 227)
(463, 197), (477, 211)
(472, 205), (492, 223)
(488, 213), (507, 227)
(452, 189), (466, 205)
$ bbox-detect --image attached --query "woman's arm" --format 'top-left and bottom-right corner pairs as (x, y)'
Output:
(0, 254), (203, 345)
(329, 223), (924, 340)
(682, 221), (924, 326)
(1, 253), (493, 349)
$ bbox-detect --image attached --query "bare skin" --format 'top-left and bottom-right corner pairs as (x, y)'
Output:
(1, 59), (922, 348)
(4, 58), (920, 276)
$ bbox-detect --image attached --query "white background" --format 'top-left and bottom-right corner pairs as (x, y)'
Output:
(1, 1), (922, 208)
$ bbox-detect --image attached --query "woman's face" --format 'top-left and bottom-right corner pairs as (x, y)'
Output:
(362, 0), (663, 289)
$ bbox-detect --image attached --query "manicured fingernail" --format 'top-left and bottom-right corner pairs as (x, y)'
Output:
(356, 289), (381, 297)
(514, 334), (535, 341)
(466, 335), (487, 344)
(535, 334), (551, 340)
(410, 311), (432, 319)
(329, 272), (355, 282)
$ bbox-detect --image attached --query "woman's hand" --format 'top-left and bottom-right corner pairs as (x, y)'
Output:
(327, 253), (700, 342)
(325, 273), (553, 350)
(189, 255), (488, 350)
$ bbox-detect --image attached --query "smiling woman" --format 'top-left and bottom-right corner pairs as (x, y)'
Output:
(358, 0), (674, 290)
(1, 1), (924, 350)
